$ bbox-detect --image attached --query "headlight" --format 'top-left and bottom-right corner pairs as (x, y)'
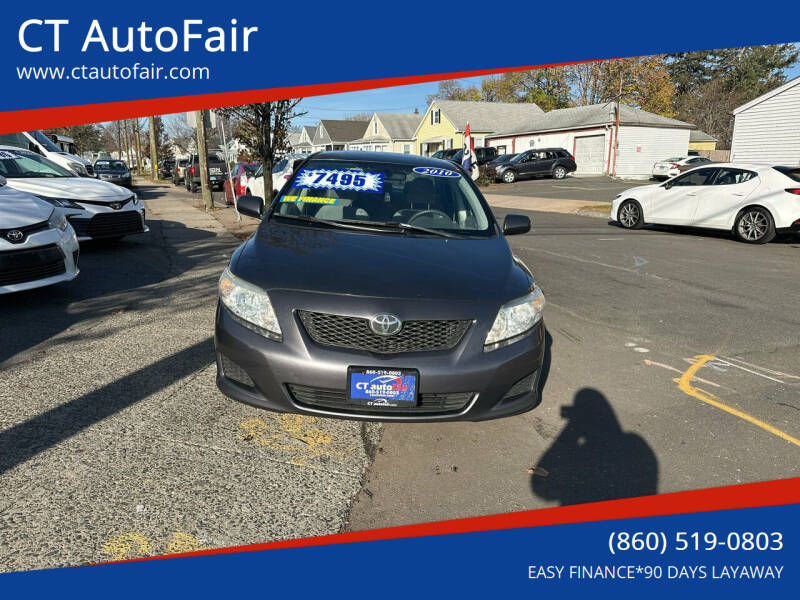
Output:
(484, 286), (545, 350)
(47, 209), (68, 231)
(68, 161), (88, 176)
(36, 196), (84, 210)
(218, 267), (281, 340)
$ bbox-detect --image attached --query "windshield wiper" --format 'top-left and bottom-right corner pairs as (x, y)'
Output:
(272, 213), (392, 234)
(273, 214), (460, 238)
(351, 220), (460, 239)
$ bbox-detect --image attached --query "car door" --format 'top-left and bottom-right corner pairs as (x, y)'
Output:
(535, 151), (557, 175)
(647, 167), (718, 225)
(692, 168), (760, 228)
(514, 151), (536, 176)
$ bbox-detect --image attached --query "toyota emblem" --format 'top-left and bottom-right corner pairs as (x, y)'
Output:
(369, 314), (402, 336)
(110, 202), (122, 210)
(6, 230), (24, 243)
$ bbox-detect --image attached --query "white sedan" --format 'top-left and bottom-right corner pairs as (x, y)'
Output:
(0, 175), (79, 294)
(611, 163), (800, 244)
(0, 146), (148, 242)
(247, 154), (309, 200)
(652, 155), (713, 180)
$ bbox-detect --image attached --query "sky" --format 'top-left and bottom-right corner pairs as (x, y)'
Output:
(294, 52), (800, 127)
(294, 76), (488, 126)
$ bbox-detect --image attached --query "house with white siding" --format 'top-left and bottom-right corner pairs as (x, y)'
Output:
(486, 103), (694, 179)
(730, 76), (800, 166)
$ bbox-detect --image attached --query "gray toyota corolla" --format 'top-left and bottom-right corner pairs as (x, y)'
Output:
(214, 151), (545, 421)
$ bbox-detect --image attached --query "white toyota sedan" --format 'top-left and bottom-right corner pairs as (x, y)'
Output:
(611, 164), (800, 244)
(0, 175), (79, 295)
(0, 146), (148, 242)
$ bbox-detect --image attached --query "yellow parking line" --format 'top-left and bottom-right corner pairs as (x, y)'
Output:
(678, 354), (800, 448)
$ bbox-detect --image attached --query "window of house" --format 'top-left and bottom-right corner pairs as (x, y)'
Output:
(431, 109), (440, 125)
(497, 145), (506, 154)
(403, 144), (411, 154)
(529, 139), (536, 148)
(445, 138), (452, 149)
(474, 137), (484, 147)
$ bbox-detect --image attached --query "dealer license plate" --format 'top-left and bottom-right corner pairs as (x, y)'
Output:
(347, 367), (418, 407)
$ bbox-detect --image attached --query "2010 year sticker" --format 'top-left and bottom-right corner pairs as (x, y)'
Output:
(294, 169), (384, 193)
(413, 167), (460, 178)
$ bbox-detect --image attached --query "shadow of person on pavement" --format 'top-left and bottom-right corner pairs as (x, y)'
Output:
(530, 388), (658, 505)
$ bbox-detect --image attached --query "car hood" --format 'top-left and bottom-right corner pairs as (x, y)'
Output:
(0, 186), (54, 226)
(5, 177), (131, 200)
(620, 183), (661, 196)
(233, 222), (531, 301)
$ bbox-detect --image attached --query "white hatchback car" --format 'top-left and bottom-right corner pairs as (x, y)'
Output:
(0, 175), (79, 294)
(612, 164), (800, 244)
(0, 147), (147, 242)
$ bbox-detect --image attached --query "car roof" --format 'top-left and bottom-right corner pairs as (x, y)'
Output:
(310, 150), (459, 170)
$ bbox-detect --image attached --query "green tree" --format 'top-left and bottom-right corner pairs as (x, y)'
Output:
(668, 44), (799, 147)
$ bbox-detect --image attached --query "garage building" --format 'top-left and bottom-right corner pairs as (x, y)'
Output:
(486, 103), (694, 179)
(730, 76), (800, 165)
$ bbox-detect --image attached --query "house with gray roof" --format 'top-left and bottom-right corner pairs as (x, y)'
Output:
(486, 102), (694, 178)
(348, 112), (422, 154)
(414, 99), (545, 157)
(291, 125), (316, 153)
(312, 119), (371, 152)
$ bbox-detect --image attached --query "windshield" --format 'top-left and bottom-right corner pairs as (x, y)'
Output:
(272, 159), (492, 236)
(95, 160), (127, 170)
(0, 148), (76, 178)
(30, 131), (62, 153)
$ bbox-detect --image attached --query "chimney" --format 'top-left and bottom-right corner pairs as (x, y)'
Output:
(414, 108), (419, 114)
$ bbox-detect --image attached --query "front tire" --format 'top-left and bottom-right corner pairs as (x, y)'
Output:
(553, 166), (567, 179)
(502, 170), (517, 184)
(734, 207), (775, 244)
(618, 200), (644, 229)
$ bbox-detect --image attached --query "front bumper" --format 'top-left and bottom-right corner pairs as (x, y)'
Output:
(65, 200), (148, 241)
(0, 225), (79, 295)
(214, 303), (545, 422)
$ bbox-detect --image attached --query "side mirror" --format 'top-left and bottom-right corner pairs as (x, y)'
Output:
(237, 194), (264, 219)
(663, 180), (673, 189)
(503, 213), (531, 236)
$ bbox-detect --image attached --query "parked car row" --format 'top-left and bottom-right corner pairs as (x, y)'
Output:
(0, 146), (147, 295)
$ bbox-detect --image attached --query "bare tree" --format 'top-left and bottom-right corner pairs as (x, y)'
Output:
(216, 100), (306, 199)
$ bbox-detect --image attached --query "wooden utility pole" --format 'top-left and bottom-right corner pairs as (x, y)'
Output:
(134, 119), (143, 175)
(194, 110), (213, 210)
(612, 70), (622, 178)
(116, 121), (121, 160)
(123, 121), (132, 167)
(148, 117), (158, 180)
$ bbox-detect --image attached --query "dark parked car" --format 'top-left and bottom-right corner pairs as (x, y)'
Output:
(158, 159), (175, 180)
(486, 148), (577, 183)
(93, 159), (132, 187)
(172, 158), (188, 186)
(447, 146), (499, 167)
(215, 151), (546, 422)
(431, 148), (460, 160)
(185, 153), (229, 192)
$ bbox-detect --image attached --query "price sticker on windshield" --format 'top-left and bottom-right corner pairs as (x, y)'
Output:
(294, 168), (384, 193)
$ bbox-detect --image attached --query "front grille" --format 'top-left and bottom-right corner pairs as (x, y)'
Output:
(0, 220), (49, 244)
(297, 310), (471, 354)
(288, 384), (473, 414)
(68, 210), (144, 238)
(0, 244), (66, 286)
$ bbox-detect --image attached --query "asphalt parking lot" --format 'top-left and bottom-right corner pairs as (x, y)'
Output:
(1, 180), (798, 570)
(485, 174), (637, 203)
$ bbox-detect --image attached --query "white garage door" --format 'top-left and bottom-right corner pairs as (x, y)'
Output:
(574, 135), (606, 174)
